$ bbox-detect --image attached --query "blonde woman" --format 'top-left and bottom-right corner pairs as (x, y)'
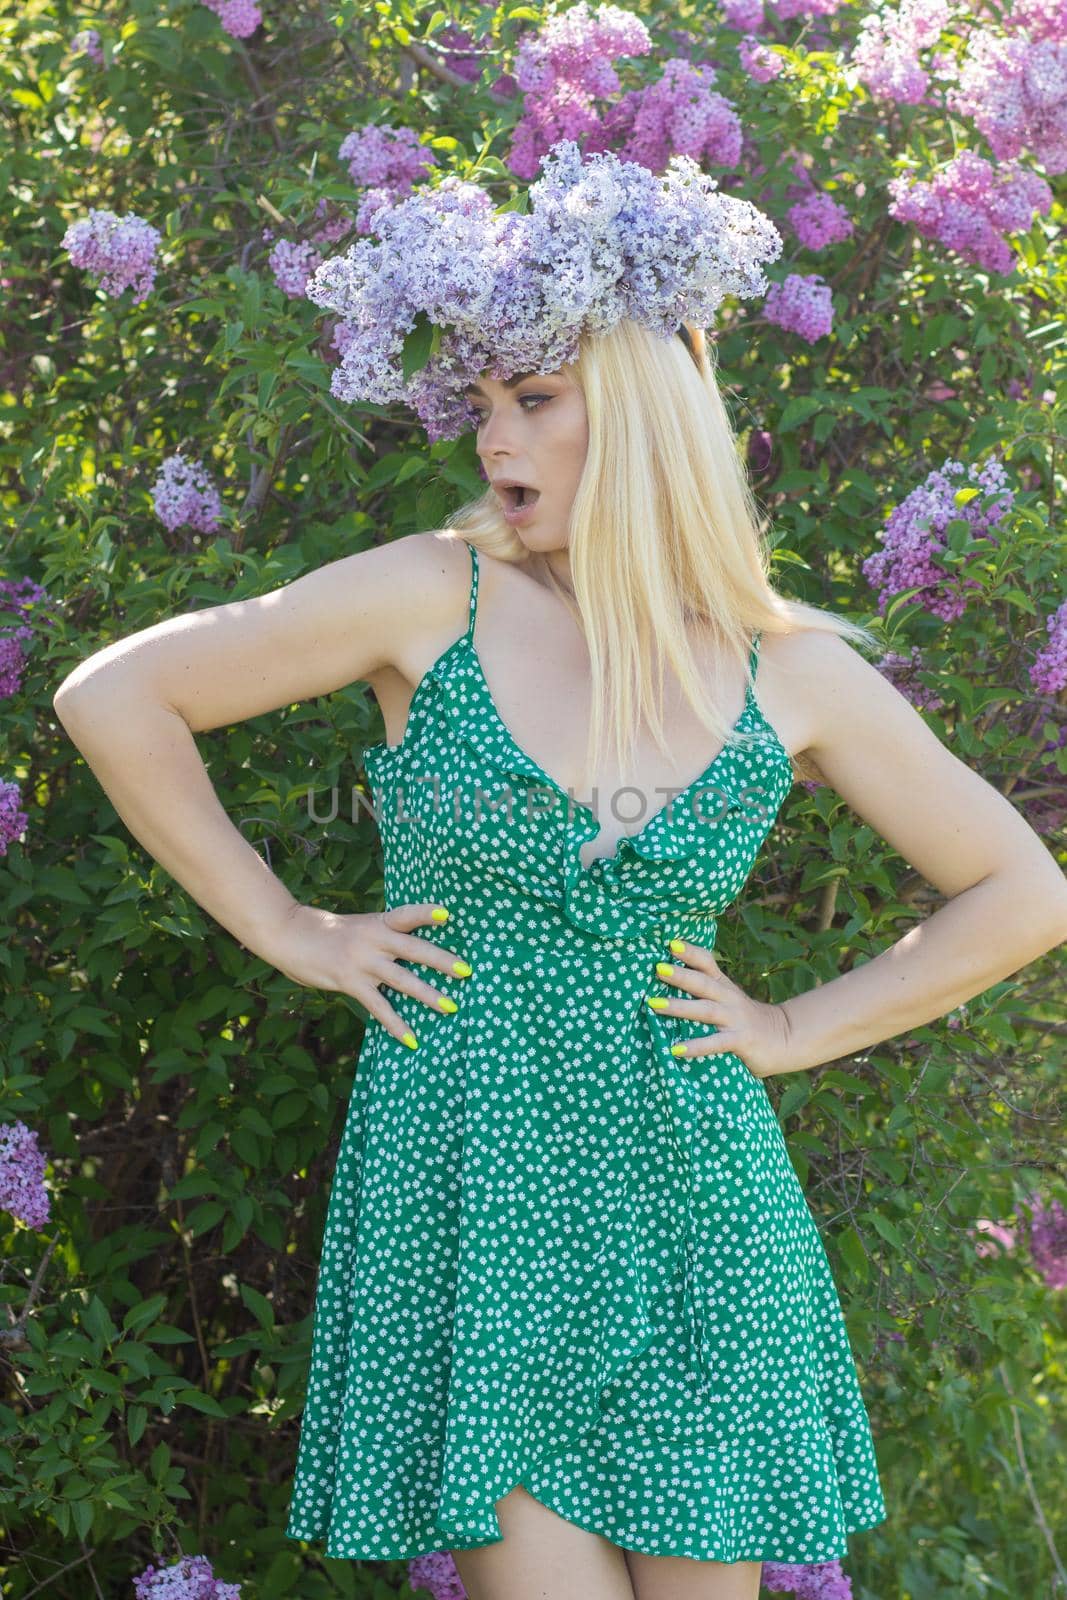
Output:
(54, 317), (1067, 1600)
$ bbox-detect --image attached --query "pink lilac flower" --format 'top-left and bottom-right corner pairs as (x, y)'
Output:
(787, 190), (854, 248)
(948, 31), (1067, 175)
(1003, 0), (1067, 42)
(408, 1550), (467, 1599)
(738, 35), (785, 79)
(200, 0), (261, 38)
(612, 58), (743, 171)
(1030, 599), (1067, 693)
(268, 238), (321, 299)
(886, 149), (1052, 274)
(0, 779), (28, 858)
(762, 1558), (854, 1597)
(62, 208), (162, 303)
(1024, 1194), (1067, 1289)
(725, 0), (768, 29)
(506, 1), (653, 178)
(763, 272), (833, 342)
(861, 456), (1013, 620)
(775, 0), (848, 19)
(877, 646), (945, 710)
(72, 27), (104, 63)
(0, 1119), (49, 1228)
(133, 1554), (242, 1600)
(851, 0), (952, 104)
(150, 454), (223, 535)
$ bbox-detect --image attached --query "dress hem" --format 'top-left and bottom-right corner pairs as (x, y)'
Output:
(283, 1502), (889, 1565)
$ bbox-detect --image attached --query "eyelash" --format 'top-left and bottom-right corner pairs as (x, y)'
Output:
(472, 395), (551, 425)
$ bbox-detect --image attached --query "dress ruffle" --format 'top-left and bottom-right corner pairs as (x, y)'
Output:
(418, 639), (787, 945)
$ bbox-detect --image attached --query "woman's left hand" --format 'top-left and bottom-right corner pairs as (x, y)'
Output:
(649, 937), (794, 1081)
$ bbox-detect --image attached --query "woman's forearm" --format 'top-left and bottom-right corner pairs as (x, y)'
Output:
(53, 677), (300, 962)
(779, 868), (1067, 1075)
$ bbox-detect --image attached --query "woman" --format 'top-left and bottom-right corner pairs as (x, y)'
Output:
(53, 176), (1067, 1600)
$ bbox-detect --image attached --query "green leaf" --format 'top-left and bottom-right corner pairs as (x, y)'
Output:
(127, 1404), (148, 1446)
(400, 310), (439, 383)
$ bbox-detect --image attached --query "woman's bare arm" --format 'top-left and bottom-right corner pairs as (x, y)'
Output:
(770, 630), (1067, 1073)
(51, 531), (469, 966)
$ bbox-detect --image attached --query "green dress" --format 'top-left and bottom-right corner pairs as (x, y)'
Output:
(285, 537), (888, 1564)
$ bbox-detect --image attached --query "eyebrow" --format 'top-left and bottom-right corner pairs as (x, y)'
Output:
(463, 372), (536, 398)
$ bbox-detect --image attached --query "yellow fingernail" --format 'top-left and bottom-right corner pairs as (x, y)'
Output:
(402, 1031), (418, 1050)
(453, 960), (472, 977)
(438, 997), (458, 1014)
(431, 906), (450, 922)
(655, 962), (673, 979)
(646, 996), (670, 1011)
(669, 938), (686, 956)
(671, 1042), (688, 1057)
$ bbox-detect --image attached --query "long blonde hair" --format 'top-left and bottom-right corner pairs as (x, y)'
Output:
(440, 316), (880, 789)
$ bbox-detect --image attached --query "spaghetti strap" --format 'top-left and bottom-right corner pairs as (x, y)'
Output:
(748, 628), (762, 682)
(465, 542), (480, 641)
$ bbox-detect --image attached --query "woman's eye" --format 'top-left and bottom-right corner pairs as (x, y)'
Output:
(472, 395), (551, 426)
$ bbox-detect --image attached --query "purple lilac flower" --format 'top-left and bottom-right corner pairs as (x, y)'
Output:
(0, 779), (28, 858)
(436, 22), (488, 83)
(763, 272), (833, 342)
(200, 0), (262, 37)
(862, 456), (1013, 620)
(762, 1558), (854, 1598)
(62, 208), (162, 303)
(0, 576), (52, 700)
(0, 629), (32, 699)
(877, 646), (945, 711)
(948, 31), (1067, 176)
(338, 124), (437, 191)
(306, 138), (782, 443)
(150, 455), (223, 535)
(134, 1555), (241, 1599)
(0, 1120), (50, 1229)
(738, 35), (785, 79)
(887, 149), (1052, 275)
(268, 238), (321, 299)
(408, 1550), (467, 1599)
(787, 190), (854, 248)
(72, 27), (104, 63)
(1030, 600), (1067, 693)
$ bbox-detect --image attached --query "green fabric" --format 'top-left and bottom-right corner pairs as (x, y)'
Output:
(285, 538), (888, 1563)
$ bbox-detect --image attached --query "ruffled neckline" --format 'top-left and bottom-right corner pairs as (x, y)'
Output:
(365, 627), (793, 881)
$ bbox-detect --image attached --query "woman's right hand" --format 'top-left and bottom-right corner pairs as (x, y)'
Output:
(268, 902), (470, 1049)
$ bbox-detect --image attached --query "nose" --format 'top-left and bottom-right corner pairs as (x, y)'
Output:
(476, 403), (522, 460)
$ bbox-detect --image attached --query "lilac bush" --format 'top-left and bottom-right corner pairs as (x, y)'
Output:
(133, 1555), (241, 1600)
(6, 0), (1066, 1591)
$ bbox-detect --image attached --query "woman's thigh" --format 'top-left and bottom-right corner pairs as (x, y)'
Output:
(624, 1550), (763, 1600)
(449, 1483), (636, 1600)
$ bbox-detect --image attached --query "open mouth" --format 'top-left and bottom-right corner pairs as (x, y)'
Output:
(504, 485), (541, 509)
